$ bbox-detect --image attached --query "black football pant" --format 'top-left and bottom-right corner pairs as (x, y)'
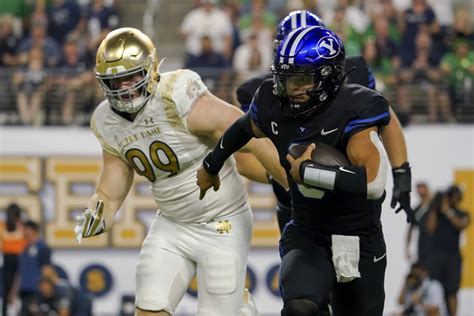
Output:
(279, 222), (386, 316)
(276, 204), (292, 234)
(277, 209), (331, 316)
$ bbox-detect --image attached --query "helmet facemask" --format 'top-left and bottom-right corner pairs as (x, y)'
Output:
(272, 64), (342, 117)
(96, 58), (160, 113)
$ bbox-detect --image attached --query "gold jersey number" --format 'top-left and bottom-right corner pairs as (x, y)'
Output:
(125, 141), (180, 181)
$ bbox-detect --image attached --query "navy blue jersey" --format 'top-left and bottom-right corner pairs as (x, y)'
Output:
(250, 80), (390, 234)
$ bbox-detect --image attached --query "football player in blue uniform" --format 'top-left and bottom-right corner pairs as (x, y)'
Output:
(236, 10), (415, 230)
(198, 26), (392, 316)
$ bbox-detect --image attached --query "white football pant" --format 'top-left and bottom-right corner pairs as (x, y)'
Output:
(136, 209), (253, 315)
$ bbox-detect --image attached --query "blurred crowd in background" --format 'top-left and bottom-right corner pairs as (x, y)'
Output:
(1, 204), (93, 316)
(0, 0), (473, 126)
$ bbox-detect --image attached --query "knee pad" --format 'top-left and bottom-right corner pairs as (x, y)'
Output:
(281, 299), (319, 316)
(204, 250), (239, 295)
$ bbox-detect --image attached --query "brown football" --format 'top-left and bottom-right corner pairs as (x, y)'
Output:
(288, 143), (350, 167)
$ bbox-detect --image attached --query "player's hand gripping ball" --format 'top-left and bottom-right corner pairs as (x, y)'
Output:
(287, 143), (349, 184)
(288, 142), (349, 166)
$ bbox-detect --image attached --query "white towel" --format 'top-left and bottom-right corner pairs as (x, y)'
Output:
(331, 235), (361, 283)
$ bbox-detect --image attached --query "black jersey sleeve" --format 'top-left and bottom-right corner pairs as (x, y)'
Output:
(343, 92), (390, 139)
(345, 55), (376, 90)
(249, 100), (261, 129)
(236, 73), (271, 113)
(247, 78), (275, 133)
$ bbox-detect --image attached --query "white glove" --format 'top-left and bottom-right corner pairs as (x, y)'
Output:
(74, 200), (106, 244)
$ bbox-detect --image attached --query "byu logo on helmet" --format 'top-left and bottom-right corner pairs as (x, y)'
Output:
(317, 36), (340, 59)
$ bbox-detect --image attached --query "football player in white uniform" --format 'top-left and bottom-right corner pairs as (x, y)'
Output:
(74, 27), (287, 316)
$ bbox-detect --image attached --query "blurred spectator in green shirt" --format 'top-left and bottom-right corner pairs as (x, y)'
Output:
(440, 39), (474, 116)
(239, 0), (276, 33)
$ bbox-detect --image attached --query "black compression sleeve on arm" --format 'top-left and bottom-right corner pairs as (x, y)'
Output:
(203, 113), (255, 175)
(299, 161), (368, 196)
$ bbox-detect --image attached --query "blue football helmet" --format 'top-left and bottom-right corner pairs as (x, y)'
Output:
(272, 25), (345, 116)
(274, 10), (325, 52)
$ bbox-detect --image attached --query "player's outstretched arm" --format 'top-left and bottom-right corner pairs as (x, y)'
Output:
(244, 136), (288, 189)
(74, 151), (134, 243)
(189, 93), (287, 199)
(382, 107), (408, 168)
(234, 152), (269, 183)
(382, 107), (415, 223)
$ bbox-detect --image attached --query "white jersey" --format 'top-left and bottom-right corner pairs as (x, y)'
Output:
(91, 69), (249, 223)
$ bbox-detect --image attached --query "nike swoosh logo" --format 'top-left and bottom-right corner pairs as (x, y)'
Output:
(321, 128), (338, 136)
(373, 253), (386, 263)
(204, 161), (210, 168)
(339, 166), (355, 174)
(219, 136), (224, 149)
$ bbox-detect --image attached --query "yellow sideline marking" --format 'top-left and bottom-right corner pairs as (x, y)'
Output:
(0, 164), (29, 173)
(54, 165), (101, 173)
(456, 169), (474, 288)
(253, 229), (279, 238)
(121, 230), (137, 239)
(54, 230), (76, 239)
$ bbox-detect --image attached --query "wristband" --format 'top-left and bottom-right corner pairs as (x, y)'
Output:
(300, 160), (367, 196)
(203, 152), (223, 175)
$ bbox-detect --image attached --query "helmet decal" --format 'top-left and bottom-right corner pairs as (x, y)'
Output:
(105, 65), (127, 75)
(279, 26), (320, 64)
(316, 36), (341, 59)
(276, 10), (325, 41)
(290, 9), (307, 28)
(274, 10), (325, 54)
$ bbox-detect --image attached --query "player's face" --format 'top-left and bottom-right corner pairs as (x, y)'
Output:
(109, 73), (144, 101)
(286, 75), (314, 103)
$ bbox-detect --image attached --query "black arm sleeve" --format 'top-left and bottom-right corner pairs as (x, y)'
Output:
(203, 113), (255, 175)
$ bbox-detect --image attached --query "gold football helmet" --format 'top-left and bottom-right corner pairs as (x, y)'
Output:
(95, 27), (160, 113)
